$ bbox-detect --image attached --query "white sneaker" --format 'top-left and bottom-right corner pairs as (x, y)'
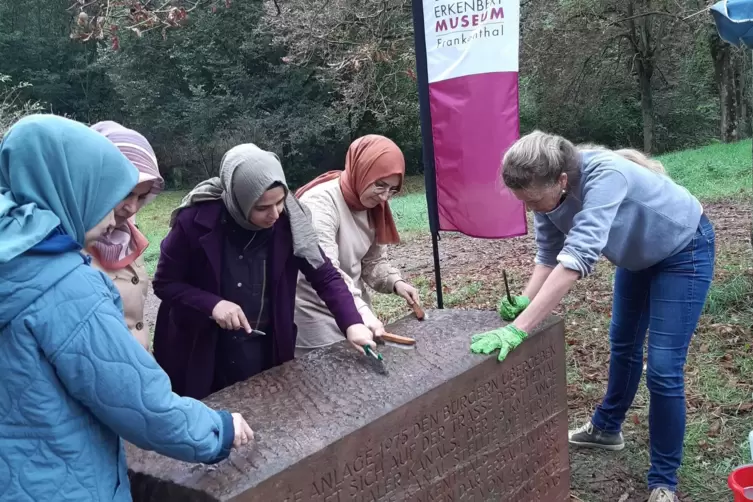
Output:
(568, 421), (625, 451)
(647, 487), (678, 502)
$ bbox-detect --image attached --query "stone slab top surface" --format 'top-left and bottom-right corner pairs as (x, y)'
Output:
(126, 309), (563, 500)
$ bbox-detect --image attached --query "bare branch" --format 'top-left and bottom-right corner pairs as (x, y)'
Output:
(608, 10), (689, 28)
(68, 0), (232, 45)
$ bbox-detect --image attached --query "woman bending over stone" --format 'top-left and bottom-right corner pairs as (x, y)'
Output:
(152, 143), (375, 400)
(473, 131), (714, 502)
(294, 135), (421, 355)
(0, 115), (252, 501)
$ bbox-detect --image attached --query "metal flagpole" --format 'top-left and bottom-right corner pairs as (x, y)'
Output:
(411, 0), (444, 308)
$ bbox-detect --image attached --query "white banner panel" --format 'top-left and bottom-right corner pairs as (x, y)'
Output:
(424, 0), (520, 83)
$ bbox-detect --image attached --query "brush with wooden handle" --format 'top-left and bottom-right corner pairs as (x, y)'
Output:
(380, 332), (416, 346)
(411, 302), (426, 321)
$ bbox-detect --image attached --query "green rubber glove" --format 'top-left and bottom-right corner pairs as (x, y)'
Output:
(498, 295), (530, 321)
(470, 325), (528, 362)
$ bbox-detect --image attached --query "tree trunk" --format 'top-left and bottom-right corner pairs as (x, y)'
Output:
(625, 1), (655, 153)
(735, 51), (749, 137)
(638, 60), (654, 154)
(724, 55), (738, 141)
(735, 52), (744, 137)
(710, 27), (739, 142)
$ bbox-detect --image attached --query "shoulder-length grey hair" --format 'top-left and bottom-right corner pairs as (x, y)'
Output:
(501, 130), (666, 190)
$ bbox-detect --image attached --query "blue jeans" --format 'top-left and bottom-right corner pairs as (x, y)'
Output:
(591, 214), (715, 491)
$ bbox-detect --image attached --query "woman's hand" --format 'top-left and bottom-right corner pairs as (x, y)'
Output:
(514, 265), (580, 333)
(346, 324), (376, 354)
(394, 280), (421, 306)
(498, 295), (530, 321)
(365, 318), (386, 338)
(470, 325), (528, 362)
(231, 412), (254, 448)
(212, 300), (252, 333)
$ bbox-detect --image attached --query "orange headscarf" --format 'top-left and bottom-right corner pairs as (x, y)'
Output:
(296, 135), (405, 244)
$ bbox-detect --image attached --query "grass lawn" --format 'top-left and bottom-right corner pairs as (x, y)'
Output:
(137, 177), (432, 274)
(662, 139), (752, 200)
(389, 138), (753, 237)
(138, 191), (186, 275)
(140, 139), (753, 273)
(138, 139), (753, 500)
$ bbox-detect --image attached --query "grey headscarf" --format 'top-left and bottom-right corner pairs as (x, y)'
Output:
(170, 143), (324, 268)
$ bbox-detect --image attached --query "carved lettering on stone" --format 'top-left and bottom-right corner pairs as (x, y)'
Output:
(127, 310), (569, 502)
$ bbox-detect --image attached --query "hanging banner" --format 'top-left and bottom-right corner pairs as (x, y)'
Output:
(413, 0), (527, 239)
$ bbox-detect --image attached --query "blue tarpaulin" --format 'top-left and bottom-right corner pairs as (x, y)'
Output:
(711, 0), (753, 49)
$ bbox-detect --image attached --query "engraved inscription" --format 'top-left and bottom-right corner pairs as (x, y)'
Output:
(126, 311), (568, 502)
(300, 344), (564, 502)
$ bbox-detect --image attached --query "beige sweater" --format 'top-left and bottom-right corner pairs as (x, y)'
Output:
(295, 179), (402, 349)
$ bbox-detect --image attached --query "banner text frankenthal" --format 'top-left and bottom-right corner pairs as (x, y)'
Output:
(436, 24), (504, 49)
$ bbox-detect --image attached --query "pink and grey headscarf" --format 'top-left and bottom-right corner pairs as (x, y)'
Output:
(88, 120), (164, 271)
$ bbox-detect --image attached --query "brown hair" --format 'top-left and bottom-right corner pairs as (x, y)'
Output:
(502, 131), (666, 191)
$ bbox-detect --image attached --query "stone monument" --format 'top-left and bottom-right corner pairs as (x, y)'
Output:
(127, 309), (569, 502)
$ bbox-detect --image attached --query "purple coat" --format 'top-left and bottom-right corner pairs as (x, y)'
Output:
(152, 200), (362, 399)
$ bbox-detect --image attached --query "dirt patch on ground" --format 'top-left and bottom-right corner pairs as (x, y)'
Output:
(143, 201), (751, 501)
(389, 200), (749, 281)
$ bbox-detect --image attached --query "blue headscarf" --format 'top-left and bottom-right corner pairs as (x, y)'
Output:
(0, 115), (138, 263)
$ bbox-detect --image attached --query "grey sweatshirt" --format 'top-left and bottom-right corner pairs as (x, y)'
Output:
(534, 150), (703, 277)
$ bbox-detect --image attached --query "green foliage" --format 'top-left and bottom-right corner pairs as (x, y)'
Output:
(0, 0), (117, 122)
(653, 31), (722, 151)
(0, 0), (749, 188)
(98, 2), (351, 188)
(0, 75), (44, 136)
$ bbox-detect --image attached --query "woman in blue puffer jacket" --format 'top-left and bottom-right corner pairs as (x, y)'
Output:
(0, 115), (253, 501)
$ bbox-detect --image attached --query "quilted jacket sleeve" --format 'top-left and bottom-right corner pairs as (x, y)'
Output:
(48, 297), (235, 464)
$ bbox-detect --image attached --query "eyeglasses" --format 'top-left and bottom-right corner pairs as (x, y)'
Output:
(373, 183), (400, 196)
